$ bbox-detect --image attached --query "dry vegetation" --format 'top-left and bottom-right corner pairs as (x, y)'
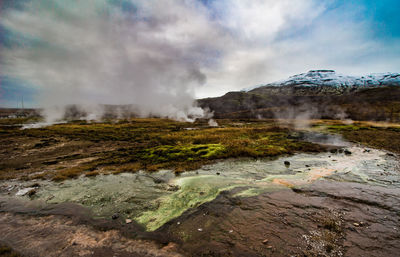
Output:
(1, 118), (399, 182)
(0, 118), (325, 181)
(311, 120), (400, 154)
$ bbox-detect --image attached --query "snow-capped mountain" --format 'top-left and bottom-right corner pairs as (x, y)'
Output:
(199, 70), (400, 120)
(246, 70), (400, 91)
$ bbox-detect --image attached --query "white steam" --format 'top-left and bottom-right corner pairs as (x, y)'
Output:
(208, 119), (218, 127)
(2, 0), (398, 120)
(0, 0), (222, 122)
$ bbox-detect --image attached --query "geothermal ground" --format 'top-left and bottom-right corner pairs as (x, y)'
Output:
(0, 118), (400, 257)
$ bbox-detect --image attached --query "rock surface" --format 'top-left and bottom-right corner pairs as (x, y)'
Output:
(159, 181), (400, 257)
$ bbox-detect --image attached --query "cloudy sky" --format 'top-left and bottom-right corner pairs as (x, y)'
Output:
(0, 0), (399, 109)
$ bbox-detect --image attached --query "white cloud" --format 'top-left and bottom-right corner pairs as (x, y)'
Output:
(196, 0), (400, 97)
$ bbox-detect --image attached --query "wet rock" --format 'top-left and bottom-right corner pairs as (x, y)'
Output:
(344, 149), (352, 155)
(348, 226), (356, 231)
(112, 213), (119, 220)
(27, 189), (37, 197)
(167, 185), (180, 191)
(330, 149), (338, 154)
(386, 153), (395, 157)
(338, 149), (344, 153)
(42, 160), (58, 165)
(15, 187), (36, 196)
(284, 161), (290, 167)
(5, 185), (15, 192)
(153, 178), (164, 184)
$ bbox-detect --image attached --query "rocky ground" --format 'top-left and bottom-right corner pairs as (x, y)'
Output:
(0, 118), (399, 256)
(160, 181), (400, 257)
(1, 179), (399, 257)
(0, 211), (182, 257)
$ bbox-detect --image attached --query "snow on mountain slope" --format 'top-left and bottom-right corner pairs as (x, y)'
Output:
(244, 70), (400, 91)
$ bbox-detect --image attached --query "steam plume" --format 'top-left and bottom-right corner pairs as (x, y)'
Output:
(0, 0), (220, 122)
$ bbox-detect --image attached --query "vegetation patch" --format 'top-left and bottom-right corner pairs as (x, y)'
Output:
(143, 144), (227, 163)
(0, 118), (332, 181)
(313, 120), (400, 154)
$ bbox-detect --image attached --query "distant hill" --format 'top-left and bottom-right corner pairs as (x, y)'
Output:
(198, 70), (400, 121)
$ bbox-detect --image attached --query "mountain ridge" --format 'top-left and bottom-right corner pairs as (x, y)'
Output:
(198, 70), (400, 121)
(244, 70), (400, 91)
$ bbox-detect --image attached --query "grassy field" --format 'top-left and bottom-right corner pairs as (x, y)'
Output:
(1, 118), (399, 181)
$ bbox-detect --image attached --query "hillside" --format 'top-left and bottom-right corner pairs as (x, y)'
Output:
(198, 70), (400, 121)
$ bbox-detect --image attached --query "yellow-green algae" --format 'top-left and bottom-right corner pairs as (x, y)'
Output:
(136, 175), (239, 231)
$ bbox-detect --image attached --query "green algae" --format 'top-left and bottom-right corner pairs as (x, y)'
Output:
(233, 186), (283, 198)
(35, 172), (176, 219)
(136, 175), (239, 231)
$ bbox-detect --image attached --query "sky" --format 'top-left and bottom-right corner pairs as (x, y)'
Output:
(0, 0), (399, 111)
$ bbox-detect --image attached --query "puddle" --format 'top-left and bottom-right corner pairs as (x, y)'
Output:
(1, 146), (398, 231)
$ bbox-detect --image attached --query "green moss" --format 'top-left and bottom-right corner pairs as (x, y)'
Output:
(325, 124), (376, 132)
(143, 144), (226, 163)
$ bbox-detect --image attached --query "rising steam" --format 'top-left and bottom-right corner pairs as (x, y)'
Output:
(0, 0), (221, 122)
(2, 0), (397, 121)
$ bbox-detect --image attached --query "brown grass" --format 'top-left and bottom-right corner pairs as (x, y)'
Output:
(0, 118), (330, 181)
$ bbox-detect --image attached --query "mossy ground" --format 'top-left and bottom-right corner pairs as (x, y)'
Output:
(0, 118), (327, 181)
(2, 118), (399, 181)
